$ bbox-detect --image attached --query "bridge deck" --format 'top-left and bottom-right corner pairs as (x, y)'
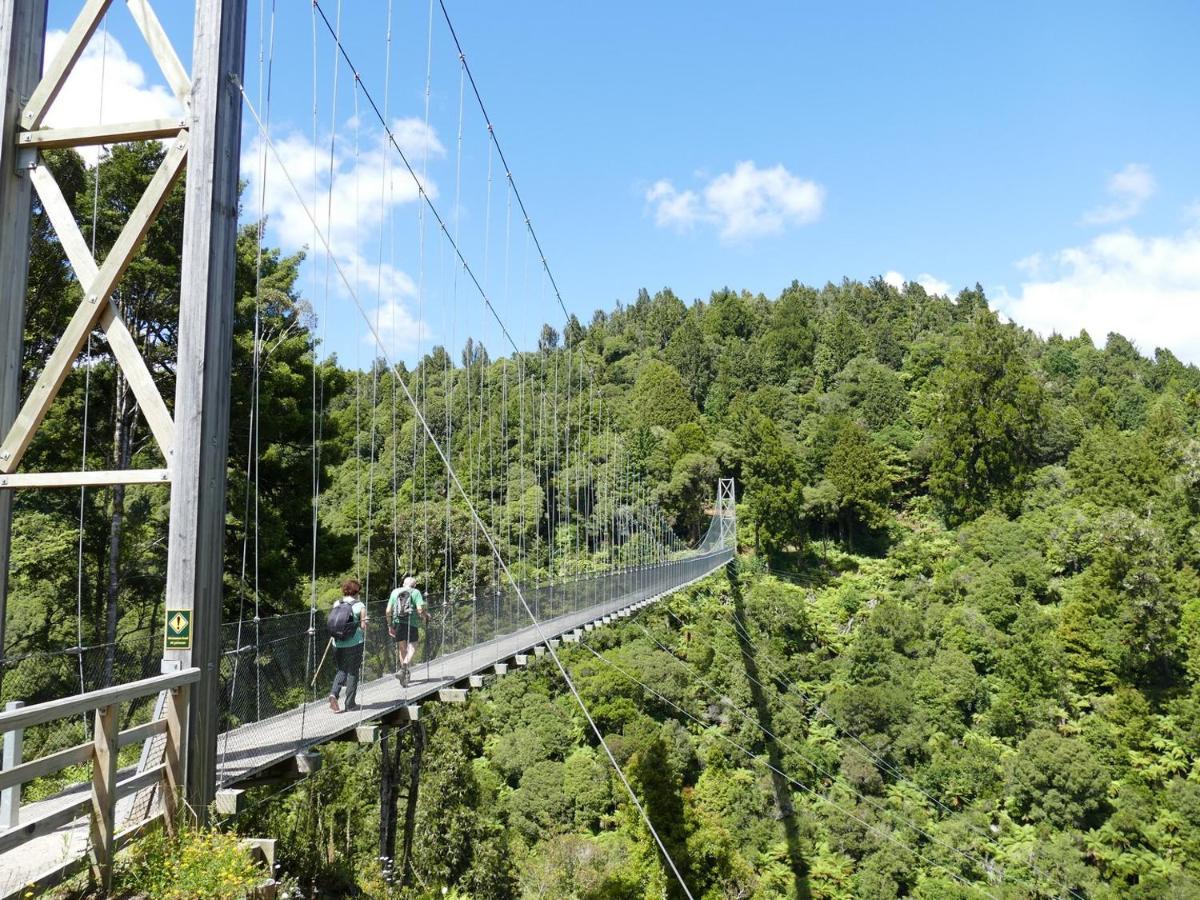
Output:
(0, 551), (731, 896)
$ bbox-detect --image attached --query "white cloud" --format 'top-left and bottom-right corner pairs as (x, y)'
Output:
(1081, 163), (1156, 226)
(998, 224), (1200, 363)
(645, 161), (824, 241)
(371, 296), (431, 354)
(883, 270), (952, 296)
(646, 179), (703, 230)
(914, 274), (949, 296)
(42, 29), (182, 165)
(706, 162), (824, 239)
(241, 119), (443, 355)
(1015, 252), (1044, 276)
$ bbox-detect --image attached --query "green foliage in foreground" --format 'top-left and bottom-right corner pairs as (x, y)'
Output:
(47, 823), (266, 899)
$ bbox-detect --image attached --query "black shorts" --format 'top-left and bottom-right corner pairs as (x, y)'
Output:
(393, 623), (419, 643)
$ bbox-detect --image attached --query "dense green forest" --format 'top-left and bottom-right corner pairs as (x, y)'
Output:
(6, 140), (1200, 896)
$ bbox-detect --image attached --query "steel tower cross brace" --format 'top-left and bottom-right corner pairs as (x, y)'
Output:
(718, 477), (736, 548)
(0, 0), (247, 817)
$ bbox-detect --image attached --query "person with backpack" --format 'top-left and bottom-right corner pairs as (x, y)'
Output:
(387, 575), (429, 686)
(328, 578), (368, 713)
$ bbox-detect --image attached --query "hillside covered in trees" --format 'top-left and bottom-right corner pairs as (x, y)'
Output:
(5, 140), (1200, 897)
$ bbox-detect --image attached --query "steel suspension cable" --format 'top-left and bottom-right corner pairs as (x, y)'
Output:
(235, 88), (694, 896)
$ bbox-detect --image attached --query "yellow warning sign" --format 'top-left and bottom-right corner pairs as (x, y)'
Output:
(165, 609), (192, 650)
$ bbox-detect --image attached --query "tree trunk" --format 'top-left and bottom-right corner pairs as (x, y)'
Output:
(399, 722), (426, 887)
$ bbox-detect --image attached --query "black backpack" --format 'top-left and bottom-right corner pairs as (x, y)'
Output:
(389, 588), (413, 626)
(327, 600), (358, 641)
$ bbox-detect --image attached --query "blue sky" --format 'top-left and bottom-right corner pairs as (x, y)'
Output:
(45, 1), (1200, 363)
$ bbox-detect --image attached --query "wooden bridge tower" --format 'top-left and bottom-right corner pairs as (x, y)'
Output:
(0, 0), (248, 819)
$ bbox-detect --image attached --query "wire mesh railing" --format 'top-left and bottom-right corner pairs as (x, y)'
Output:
(215, 542), (736, 744)
(3, 506), (735, 805)
(1, 630), (163, 763)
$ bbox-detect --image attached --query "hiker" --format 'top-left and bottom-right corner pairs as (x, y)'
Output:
(328, 578), (368, 713)
(387, 575), (429, 686)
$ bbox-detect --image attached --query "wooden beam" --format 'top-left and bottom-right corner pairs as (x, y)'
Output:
(437, 689), (467, 704)
(0, 0), (48, 707)
(8, 810), (164, 899)
(294, 752), (321, 776)
(467, 675), (485, 689)
(0, 699), (23, 828)
(241, 836), (276, 872)
(389, 705), (419, 723)
(23, 166), (176, 457)
(18, 118), (184, 148)
(163, 684), (186, 830)
(89, 704), (118, 893)
(98, 301), (176, 456)
(0, 667), (199, 733)
(492, 663), (508, 676)
(0, 468), (170, 489)
(512, 655), (528, 667)
(0, 792), (90, 855)
(331, 724), (379, 744)
(533, 645), (546, 657)
(0, 135), (188, 473)
(115, 762), (167, 798)
(19, 0), (111, 129)
(164, 0), (247, 820)
(116, 717), (167, 751)
(0, 738), (91, 794)
(124, 0), (191, 107)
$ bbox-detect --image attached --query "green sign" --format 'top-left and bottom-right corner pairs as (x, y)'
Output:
(165, 609), (192, 650)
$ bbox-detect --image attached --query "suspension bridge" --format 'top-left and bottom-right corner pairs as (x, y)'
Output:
(0, 0), (745, 894)
(0, 4), (1115, 900)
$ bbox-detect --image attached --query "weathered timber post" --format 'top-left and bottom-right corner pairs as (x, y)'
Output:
(89, 703), (118, 894)
(0, 698), (23, 828)
(163, 0), (247, 819)
(163, 681), (189, 833)
(0, 0), (46, 696)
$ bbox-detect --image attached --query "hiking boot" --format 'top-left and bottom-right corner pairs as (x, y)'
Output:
(399, 664), (410, 687)
(328, 695), (339, 713)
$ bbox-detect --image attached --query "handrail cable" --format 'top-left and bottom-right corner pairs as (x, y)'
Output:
(236, 82), (695, 899)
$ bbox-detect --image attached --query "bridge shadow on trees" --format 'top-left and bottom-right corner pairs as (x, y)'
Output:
(726, 563), (812, 900)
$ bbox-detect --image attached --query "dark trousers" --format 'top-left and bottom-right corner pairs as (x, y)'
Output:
(330, 642), (364, 708)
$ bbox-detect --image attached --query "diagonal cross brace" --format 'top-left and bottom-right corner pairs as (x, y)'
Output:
(20, 0), (114, 130)
(124, 0), (191, 109)
(27, 160), (177, 457)
(22, 0), (191, 131)
(0, 131), (189, 474)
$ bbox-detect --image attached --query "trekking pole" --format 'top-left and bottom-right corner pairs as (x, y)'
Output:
(311, 638), (333, 688)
